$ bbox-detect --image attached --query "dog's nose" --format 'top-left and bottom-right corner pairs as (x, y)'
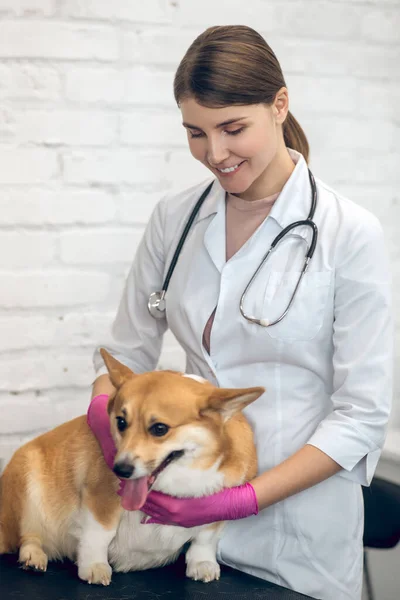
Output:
(113, 461), (134, 479)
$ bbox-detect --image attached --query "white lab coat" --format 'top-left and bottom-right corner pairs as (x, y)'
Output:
(94, 150), (393, 600)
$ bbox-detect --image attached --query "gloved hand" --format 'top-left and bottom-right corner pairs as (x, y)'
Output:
(87, 394), (117, 471)
(141, 482), (259, 528)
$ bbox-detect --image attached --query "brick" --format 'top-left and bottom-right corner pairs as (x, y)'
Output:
(62, 149), (167, 184)
(65, 67), (125, 104)
(116, 189), (164, 224)
(175, 1), (361, 39)
(0, 148), (58, 184)
(286, 75), (358, 115)
(304, 116), (396, 152)
(361, 7), (400, 43)
(0, 189), (117, 226)
(59, 229), (144, 264)
(358, 80), (400, 120)
(166, 149), (212, 190)
(0, 21), (118, 60)
(0, 0), (54, 16)
(311, 151), (400, 186)
(0, 105), (16, 143)
(121, 28), (193, 66)
(122, 69), (175, 107)
(338, 185), (399, 226)
(0, 64), (61, 100)
(60, 0), (172, 23)
(11, 110), (117, 146)
(65, 67), (175, 107)
(0, 232), (57, 268)
(264, 37), (400, 80)
(0, 313), (115, 352)
(0, 352), (95, 391)
(119, 110), (186, 147)
(0, 388), (89, 434)
(0, 272), (110, 308)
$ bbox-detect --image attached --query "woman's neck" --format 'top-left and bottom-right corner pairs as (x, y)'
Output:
(235, 147), (295, 202)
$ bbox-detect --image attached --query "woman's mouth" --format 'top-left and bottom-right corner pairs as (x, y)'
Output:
(215, 160), (246, 176)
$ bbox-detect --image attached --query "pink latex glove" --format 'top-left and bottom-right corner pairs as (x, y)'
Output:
(141, 483), (258, 528)
(87, 394), (117, 471)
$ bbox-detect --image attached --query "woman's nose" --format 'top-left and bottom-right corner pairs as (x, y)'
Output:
(207, 138), (230, 166)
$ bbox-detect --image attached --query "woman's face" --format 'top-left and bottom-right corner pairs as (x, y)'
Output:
(180, 93), (288, 201)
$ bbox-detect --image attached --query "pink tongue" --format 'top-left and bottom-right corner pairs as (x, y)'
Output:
(121, 477), (149, 511)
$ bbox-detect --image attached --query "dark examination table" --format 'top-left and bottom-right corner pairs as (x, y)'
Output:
(0, 553), (316, 600)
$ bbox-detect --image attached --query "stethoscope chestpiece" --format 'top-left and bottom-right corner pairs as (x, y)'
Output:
(148, 291), (166, 319)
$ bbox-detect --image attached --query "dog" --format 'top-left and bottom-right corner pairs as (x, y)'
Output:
(0, 349), (264, 585)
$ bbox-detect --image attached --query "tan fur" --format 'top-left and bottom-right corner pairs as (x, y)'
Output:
(0, 349), (264, 584)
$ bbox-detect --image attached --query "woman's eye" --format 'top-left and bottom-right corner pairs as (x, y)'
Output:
(226, 127), (244, 136)
(189, 128), (244, 139)
(149, 423), (170, 437)
(116, 416), (127, 432)
(189, 130), (203, 138)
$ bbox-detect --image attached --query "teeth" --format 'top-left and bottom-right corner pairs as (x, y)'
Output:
(218, 164), (240, 173)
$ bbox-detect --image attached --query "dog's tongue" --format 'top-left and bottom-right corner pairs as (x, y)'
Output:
(121, 477), (149, 511)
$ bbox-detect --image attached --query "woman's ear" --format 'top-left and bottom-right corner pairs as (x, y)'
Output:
(273, 86), (289, 124)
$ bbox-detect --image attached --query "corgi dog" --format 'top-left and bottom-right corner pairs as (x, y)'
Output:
(0, 349), (264, 585)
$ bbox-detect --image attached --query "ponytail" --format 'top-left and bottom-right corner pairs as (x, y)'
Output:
(283, 112), (309, 163)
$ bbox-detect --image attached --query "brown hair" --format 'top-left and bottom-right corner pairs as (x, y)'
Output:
(174, 25), (309, 162)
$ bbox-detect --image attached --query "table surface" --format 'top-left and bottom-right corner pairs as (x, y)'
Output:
(0, 553), (315, 600)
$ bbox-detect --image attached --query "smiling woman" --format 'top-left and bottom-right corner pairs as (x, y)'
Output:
(88, 24), (393, 600)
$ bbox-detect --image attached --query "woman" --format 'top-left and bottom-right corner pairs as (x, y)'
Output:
(87, 25), (393, 600)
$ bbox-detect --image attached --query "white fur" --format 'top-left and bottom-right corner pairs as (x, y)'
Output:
(108, 455), (225, 575)
(77, 508), (116, 584)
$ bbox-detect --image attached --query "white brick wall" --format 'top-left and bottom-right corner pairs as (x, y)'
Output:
(0, 0), (399, 466)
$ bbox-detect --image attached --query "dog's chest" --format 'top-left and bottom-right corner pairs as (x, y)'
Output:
(108, 510), (197, 571)
(108, 463), (225, 572)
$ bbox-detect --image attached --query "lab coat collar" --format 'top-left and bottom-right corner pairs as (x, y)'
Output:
(196, 177), (225, 223)
(195, 149), (314, 240)
(268, 149), (313, 238)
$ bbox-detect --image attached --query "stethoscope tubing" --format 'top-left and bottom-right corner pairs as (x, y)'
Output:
(148, 169), (318, 323)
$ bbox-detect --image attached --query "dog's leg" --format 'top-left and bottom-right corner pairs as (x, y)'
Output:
(186, 523), (224, 583)
(18, 482), (48, 572)
(19, 534), (48, 572)
(77, 488), (120, 586)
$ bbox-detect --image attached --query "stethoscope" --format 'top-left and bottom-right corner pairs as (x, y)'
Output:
(148, 169), (318, 327)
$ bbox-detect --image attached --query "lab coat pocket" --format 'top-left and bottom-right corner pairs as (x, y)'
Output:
(262, 270), (332, 342)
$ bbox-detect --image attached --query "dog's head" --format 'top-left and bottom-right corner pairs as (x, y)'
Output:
(99, 348), (264, 510)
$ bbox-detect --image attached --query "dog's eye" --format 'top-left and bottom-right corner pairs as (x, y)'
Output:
(149, 423), (169, 437)
(116, 416), (127, 432)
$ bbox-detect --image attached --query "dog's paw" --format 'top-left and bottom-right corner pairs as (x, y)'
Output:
(78, 562), (112, 586)
(186, 560), (221, 583)
(19, 544), (48, 572)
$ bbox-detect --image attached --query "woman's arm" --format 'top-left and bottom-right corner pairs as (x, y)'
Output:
(141, 445), (341, 527)
(251, 444), (341, 510)
(91, 374), (115, 400)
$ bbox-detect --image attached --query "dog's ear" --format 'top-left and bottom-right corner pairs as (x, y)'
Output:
(100, 348), (135, 390)
(206, 386), (265, 422)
